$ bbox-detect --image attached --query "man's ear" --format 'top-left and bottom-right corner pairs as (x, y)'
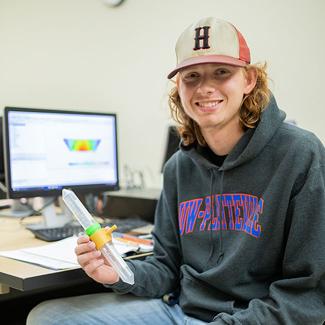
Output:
(175, 74), (180, 89)
(244, 68), (257, 95)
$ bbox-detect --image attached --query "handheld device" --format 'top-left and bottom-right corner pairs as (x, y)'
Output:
(62, 189), (134, 285)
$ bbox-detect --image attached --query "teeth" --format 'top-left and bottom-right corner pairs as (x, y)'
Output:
(197, 101), (221, 108)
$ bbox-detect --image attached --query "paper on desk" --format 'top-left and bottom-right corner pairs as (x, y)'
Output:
(0, 250), (78, 270)
(0, 237), (79, 270)
(0, 236), (141, 270)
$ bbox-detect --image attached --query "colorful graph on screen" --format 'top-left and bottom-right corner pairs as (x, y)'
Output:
(64, 139), (101, 151)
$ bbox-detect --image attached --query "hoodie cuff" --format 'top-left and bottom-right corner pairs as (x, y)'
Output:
(104, 280), (133, 293)
(212, 313), (242, 325)
(103, 262), (136, 294)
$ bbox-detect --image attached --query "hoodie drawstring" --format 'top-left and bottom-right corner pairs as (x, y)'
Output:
(217, 170), (225, 264)
(207, 168), (225, 264)
(207, 169), (215, 262)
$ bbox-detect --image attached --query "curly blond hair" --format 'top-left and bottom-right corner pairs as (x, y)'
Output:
(168, 63), (270, 146)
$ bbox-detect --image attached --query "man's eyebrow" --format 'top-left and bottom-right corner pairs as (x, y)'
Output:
(180, 70), (198, 76)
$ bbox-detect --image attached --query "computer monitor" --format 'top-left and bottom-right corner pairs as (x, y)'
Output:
(161, 125), (181, 171)
(3, 106), (119, 227)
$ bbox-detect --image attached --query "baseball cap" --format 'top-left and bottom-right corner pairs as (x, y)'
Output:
(167, 17), (251, 79)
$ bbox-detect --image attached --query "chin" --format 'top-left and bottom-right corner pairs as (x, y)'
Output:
(196, 116), (222, 127)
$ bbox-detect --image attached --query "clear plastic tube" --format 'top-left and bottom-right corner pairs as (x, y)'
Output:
(62, 189), (96, 229)
(101, 242), (134, 285)
(62, 189), (134, 285)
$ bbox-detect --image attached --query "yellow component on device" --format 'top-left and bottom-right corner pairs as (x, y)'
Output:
(90, 225), (117, 249)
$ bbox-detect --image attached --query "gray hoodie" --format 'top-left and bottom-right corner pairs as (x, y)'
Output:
(110, 96), (325, 324)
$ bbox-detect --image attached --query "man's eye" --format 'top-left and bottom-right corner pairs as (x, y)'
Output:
(215, 69), (229, 76)
(183, 72), (199, 81)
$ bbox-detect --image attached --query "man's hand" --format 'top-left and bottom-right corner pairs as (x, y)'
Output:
(75, 235), (119, 285)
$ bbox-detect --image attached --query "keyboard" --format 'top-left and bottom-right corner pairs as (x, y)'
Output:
(29, 225), (83, 242)
(28, 217), (151, 242)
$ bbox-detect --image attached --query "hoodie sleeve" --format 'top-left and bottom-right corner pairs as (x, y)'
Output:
(107, 160), (182, 297)
(211, 163), (325, 325)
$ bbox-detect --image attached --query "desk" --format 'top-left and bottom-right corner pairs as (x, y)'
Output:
(0, 217), (95, 323)
(0, 217), (90, 294)
(0, 189), (159, 294)
(0, 194), (156, 323)
(0, 216), (152, 295)
(0, 218), (153, 324)
(0, 216), (109, 324)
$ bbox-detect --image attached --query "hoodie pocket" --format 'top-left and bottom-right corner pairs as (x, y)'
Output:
(179, 266), (235, 319)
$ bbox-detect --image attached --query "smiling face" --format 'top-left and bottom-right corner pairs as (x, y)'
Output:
(177, 63), (257, 135)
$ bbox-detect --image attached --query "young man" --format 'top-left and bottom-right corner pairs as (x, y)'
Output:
(28, 17), (325, 324)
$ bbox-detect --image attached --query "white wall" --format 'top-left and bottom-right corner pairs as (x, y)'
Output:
(0, 0), (324, 188)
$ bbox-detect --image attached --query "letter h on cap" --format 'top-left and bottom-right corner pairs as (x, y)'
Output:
(193, 26), (210, 50)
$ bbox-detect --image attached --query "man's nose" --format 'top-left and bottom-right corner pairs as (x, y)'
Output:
(197, 77), (216, 95)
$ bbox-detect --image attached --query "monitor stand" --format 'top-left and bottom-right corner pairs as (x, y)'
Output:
(25, 197), (74, 230)
(0, 182), (35, 217)
(0, 199), (34, 218)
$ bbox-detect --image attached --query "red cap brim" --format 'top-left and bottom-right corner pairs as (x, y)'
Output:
(167, 55), (248, 79)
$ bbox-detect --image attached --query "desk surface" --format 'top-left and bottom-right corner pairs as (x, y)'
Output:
(0, 189), (158, 293)
(0, 216), (89, 292)
(0, 215), (152, 294)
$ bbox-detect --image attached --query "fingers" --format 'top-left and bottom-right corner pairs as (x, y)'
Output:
(74, 235), (119, 284)
(75, 233), (97, 254)
(83, 257), (105, 275)
(77, 249), (102, 268)
(75, 235), (101, 268)
(75, 239), (93, 254)
(83, 258), (119, 284)
(76, 234), (90, 245)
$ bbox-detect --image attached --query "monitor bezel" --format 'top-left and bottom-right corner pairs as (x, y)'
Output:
(3, 106), (120, 199)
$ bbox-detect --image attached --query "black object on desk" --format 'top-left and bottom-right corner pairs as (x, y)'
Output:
(103, 188), (160, 222)
(27, 217), (152, 242)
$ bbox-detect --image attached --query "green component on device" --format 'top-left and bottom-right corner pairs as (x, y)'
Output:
(85, 223), (101, 236)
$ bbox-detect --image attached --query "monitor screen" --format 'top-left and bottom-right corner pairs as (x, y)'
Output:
(3, 107), (119, 199)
